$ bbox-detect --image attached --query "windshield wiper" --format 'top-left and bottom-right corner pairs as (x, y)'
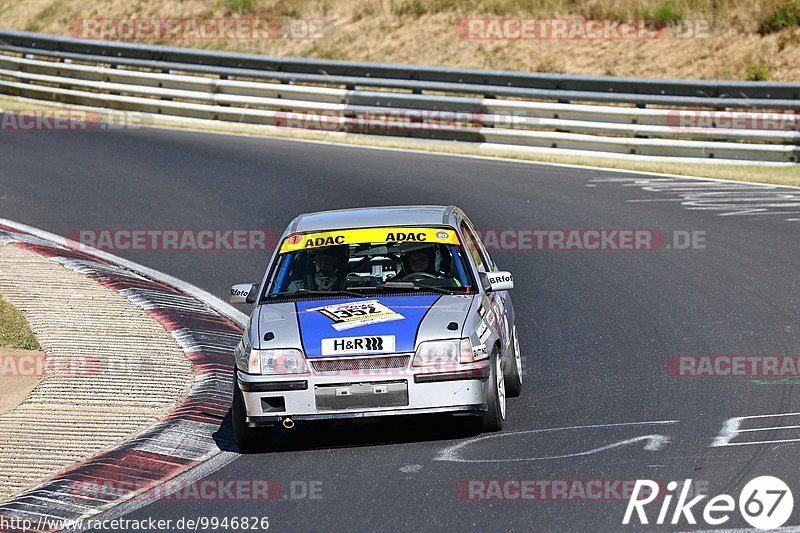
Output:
(267, 288), (366, 299)
(373, 281), (461, 295)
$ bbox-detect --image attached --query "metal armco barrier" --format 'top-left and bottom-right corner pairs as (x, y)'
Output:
(0, 29), (798, 164)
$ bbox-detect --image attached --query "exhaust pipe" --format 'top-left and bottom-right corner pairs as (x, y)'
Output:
(282, 417), (295, 429)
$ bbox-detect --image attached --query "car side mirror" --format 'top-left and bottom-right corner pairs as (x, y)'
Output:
(480, 271), (514, 293)
(230, 283), (258, 304)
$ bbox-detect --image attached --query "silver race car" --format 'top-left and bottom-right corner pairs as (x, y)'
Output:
(229, 205), (522, 449)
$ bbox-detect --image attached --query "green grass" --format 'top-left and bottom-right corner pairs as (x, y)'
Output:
(390, 0), (690, 19)
(390, 0), (686, 24)
(218, 0), (256, 15)
(649, 0), (684, 25)
(745, 61), (772, 80)
(0, 296), (40, 350)
(759, 0), (800, 34)
(392, 0), (460, 17)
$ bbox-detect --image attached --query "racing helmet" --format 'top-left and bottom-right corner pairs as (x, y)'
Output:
(308, 244), (349, 276)
(398, 243), (437, 275)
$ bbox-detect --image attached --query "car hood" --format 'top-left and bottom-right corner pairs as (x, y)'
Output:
(257, 295), (475, 357)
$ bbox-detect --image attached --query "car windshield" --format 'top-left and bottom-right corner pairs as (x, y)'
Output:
(263, 226), (476, 299)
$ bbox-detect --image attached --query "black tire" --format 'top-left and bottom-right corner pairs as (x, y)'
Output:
(503, 326), (523, 398)
(232, 376), (272, 452)
(481, 348), (506, 432)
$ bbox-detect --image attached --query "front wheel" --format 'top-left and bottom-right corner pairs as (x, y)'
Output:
(481, 348), (506, 431)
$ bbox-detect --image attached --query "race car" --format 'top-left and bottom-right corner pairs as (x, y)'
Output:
(229, 205), (522, 449)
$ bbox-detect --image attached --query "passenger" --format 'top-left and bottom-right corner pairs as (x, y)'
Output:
(287, 246), (347, 291)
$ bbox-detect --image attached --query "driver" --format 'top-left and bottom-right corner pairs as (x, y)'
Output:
(407, 249), (434, 275)
(393, 245), (462, 287)
(287, 246), (347, 291)
(393, 245), (439, 280)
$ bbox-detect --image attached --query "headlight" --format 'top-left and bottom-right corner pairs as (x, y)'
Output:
(258, 349), (309, 375)
(412, 338), (473, 366)
(235, 337), (308, 375)
(234, 335), (252, 372)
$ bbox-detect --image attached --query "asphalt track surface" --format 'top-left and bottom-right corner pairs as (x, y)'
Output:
(3, 124), (800, 532)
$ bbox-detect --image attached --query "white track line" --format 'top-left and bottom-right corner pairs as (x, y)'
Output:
(436, 420), (679, 463)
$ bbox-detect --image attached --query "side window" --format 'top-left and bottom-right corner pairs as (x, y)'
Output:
(460, 221), (488, 273)
(460, 220), (494, 272)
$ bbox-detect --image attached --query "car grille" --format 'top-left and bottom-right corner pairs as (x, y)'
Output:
(310, 355), (411, 374)
(315, 380), (409, 410)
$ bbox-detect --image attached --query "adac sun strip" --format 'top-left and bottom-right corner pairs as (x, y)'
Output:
(279, 227), (460, 253)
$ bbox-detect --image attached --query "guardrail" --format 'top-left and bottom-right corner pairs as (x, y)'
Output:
(0, 29), (798, 164)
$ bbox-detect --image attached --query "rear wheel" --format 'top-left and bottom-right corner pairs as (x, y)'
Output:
(504, 326), (523, 398)
(481, 348), (506, 431)
(232, 375), (273, 452)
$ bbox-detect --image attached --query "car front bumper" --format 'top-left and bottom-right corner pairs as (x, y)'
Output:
(236, 360), (490, 427)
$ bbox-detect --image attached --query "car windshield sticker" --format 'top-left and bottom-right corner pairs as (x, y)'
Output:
(310, 299), (405, 331)
(279, 227), (460, 253)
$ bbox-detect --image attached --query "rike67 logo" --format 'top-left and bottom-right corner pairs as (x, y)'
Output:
(623, 476), (793, 530)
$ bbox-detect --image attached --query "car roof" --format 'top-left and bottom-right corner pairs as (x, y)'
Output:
(287, 205), (462, 234)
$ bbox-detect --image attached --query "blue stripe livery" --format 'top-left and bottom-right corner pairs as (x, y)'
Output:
(296, 295), (440, 358)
